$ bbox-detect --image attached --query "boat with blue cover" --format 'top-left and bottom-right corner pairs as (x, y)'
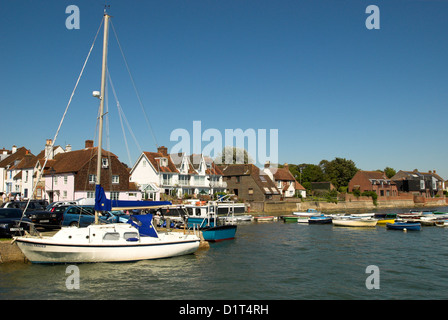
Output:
(13, 12), (201, 263)
(308, 215), (332, 224)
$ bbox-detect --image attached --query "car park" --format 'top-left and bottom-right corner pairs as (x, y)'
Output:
(0, 208), (32, 238)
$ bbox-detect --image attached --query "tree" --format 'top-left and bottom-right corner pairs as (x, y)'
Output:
(214, 146), (254, 165)
(384, 167), (396, 179)
(320, 157), (358, 189)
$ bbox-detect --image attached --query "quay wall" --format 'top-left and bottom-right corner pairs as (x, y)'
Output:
(251, 195), (448, 214)
(0, 241), (28, 263)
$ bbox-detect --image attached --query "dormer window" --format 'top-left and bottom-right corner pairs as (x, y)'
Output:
(102, 158), (109, 169)
(160, 158), (168, 167)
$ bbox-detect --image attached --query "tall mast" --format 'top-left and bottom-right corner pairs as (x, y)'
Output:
(95, 13), (110, 224)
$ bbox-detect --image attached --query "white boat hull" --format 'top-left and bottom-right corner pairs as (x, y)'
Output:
(332, 218), (378, 227)
(15, 224), (200, 264)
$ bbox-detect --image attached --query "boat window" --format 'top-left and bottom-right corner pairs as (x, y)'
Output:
(123, 232), (139, 240)
(103, 232), (120, 240)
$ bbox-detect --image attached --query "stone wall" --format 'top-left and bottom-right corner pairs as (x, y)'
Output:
(0, 241), (28, 263)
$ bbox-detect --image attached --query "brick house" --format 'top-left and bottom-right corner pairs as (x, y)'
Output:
(348, 170), (398, 197)
(391, 169), (445, 197)
(219, 164), (281, 202)
(42, 140), (140, 203)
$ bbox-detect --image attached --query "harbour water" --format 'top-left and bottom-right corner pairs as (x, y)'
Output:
(1, 206), (448, 301)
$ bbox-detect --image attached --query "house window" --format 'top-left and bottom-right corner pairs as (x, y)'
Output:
(54, 176), (58, 185)
(89, 174), (97, 184)
(248, 188), (253, 195)
(162, 174), (171, 185)
(112, 175), (119, 184)
(87, 191), (95, 198)
(142, 159), (146, 167)
(64, 176), (68, 184)
(25, 171), (29, 183)
(102, 158), (109, 168)
(179, 175), (189, 186)
(63, 191), (67, 199)
(160, 158), (168, 167)
(110, 192), (119, 200)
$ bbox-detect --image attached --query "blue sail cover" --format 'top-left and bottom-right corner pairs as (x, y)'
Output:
(94, 185), (171, 211)
(127, 214), (158, 237)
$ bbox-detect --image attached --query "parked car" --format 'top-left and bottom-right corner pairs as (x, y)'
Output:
(0, 208), (32, 238)
(2, 200), (47, 212)
(24, 205), (71, 230)
(46, 201), (78, 211)
(61, 205), (119, 227)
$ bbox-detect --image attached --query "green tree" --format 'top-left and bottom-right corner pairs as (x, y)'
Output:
(289, 163), (324, 189)
(320, 157), (358, 189)
(384, 167), (396, 179)
(215, 146), (253, 164)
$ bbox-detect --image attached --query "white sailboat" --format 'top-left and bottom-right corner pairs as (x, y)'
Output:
(14, 12), (200, 263)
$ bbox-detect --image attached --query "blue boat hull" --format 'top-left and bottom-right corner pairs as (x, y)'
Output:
(308, 218), (332, 224)
(187, 217), (216, 228)
(201, 225), (237, 242)
(386, 222), (421, 231)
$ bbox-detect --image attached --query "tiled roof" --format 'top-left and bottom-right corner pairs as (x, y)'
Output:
(42, 147), (115, 175)
(143, 151), (179, 174)
(0, 147), (31, 168)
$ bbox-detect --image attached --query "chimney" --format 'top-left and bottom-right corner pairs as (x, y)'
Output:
(157, 146), (168, 156)
(12, 145), (17, 154)
(65, 144), (72, 152)
(264, 161), (271, 168)
(284, 163), (289, 170)
(45, 139), (54, 160)
(85, 140), (94, 148)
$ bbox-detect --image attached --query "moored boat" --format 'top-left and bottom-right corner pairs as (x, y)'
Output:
(254, 215), (276, 222)
(292, 208), (321, 216)
(386, 222), (421, 231)
(281, 215), (300, 223)
(201, 225), (237, 242)
(332, 218), (378, 227)
(13, 12), (203, 263)
(435, 220), (448, 227)
(308, 215), (332, 224)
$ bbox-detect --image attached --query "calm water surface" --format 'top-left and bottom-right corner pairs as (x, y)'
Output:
(1, 207), (448, 300)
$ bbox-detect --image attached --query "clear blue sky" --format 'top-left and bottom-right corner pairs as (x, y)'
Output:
(1, 0), (448, 178)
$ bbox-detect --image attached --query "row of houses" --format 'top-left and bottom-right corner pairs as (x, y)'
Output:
(347, 169), (446, 198)
(0, 140), (305, 204)
(2, 139), (444, 206)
